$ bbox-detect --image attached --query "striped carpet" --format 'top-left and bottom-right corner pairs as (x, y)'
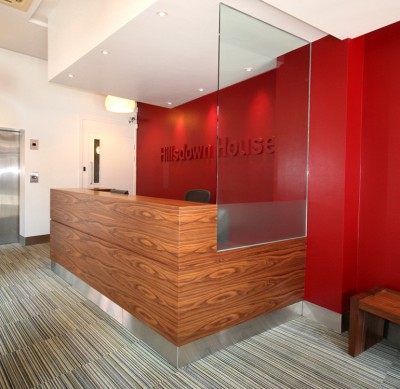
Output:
(0, 243), (399, 388)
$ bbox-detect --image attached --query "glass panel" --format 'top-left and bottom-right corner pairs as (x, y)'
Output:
(217, 5), (310, 250)
(93, 138), (100, 184)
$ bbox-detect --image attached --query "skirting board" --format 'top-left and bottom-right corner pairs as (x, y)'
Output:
(20, 234), (50, 246)
(302, 301), (345, 333)
(303, 301), (400, 348)
(51, 261), (303, 368)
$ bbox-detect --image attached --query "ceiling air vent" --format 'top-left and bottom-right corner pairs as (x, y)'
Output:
(0, 0), (33, 12)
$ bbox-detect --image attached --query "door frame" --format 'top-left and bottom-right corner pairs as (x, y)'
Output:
(0, 128), (21, 244)
(79, 116), (137, 193)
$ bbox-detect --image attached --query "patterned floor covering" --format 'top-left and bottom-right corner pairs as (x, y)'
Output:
(0, 243), (399, 388)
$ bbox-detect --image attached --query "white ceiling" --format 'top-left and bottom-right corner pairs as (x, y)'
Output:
(1, 0), (399, 108)
(50, 0), (224, 108)
(0, 0), (58, 59)
(219, 4), (309, 89)
(260, 0), (400, 40)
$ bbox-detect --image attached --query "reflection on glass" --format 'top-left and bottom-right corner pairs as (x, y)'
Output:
(217, 4), (310, 250)
(0, 129), (20, 244)
(93, 138), (100, 184)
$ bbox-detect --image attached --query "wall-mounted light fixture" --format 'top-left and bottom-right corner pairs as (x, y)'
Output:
(105, 95), (136, 113)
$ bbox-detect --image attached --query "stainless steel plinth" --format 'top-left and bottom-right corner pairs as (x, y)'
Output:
(51, 261), (302, 368)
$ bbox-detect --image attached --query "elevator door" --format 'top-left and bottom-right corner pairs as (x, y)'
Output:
(0, 130), (20, 244)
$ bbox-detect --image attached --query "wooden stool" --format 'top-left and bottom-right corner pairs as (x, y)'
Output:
(348, 287), (400, 356)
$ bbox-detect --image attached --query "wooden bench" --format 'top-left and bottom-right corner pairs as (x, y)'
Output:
(348, 287), (400, 356)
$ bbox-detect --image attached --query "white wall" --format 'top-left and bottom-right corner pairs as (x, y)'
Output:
(0, 48), (130, 238)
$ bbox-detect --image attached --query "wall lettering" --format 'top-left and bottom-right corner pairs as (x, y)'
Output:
(161, 144), (212, 162)
(218, 137), (275, 157)
(161, 137), (274, 162)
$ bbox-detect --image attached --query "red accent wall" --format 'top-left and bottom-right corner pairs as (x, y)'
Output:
(306, 36), (364, 313)
(306, 36), (353, 313)
(274, 45), (309, 201)
(137, 47), (309, 206)
(217, 71), (276, 203)
(137, 21), (400, 315)
(357, 22), (400, 292)
(137, 71), (279, 205)
(137, 93), (217, 202)
(306, 22), (400, 313)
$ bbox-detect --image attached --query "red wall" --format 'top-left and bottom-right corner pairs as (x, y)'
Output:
(306, 36), (352, 313)
(274, 45), (309, 201)
(306, 36), (364, 313)
(137, 71), (279, 204)
(137, 21), (400, 315)
(306, 22), (400, 313)
(137, 47), (309, 206)
(357, 22), (400, 291)
(218, 47), (309, 204)
(217, 71), (276, 203)
(137, 93), (217, 202)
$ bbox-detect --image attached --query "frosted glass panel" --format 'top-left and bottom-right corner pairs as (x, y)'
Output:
(217, 5), (310, 250)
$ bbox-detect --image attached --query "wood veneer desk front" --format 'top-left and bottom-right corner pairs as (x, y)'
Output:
(50, 189), (305, 347)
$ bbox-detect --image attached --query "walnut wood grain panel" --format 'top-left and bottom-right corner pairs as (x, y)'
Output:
(176, 238), (305, 344)
(51, 189), (216, 266)
(51, 189), (180, 265)
(178, 289), (303, 344)
(51, 220), (180, 344)
(50, 189), (305, 347)
(178, 207), (217, 258)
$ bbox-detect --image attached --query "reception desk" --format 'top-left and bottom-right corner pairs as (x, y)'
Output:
(50, 189), (305, 366)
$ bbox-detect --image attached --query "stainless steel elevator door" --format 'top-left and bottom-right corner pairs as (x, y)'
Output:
(0, 130), (20, 244)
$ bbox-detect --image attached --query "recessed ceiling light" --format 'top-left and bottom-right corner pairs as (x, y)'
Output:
(167, 102), (172, 105)
(101, 50), (109, 55)
(157, 10), (168, 17)
(68, 74), (74, 78)
(245, 67), (253, 72)
(198, 88), (204, 92)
